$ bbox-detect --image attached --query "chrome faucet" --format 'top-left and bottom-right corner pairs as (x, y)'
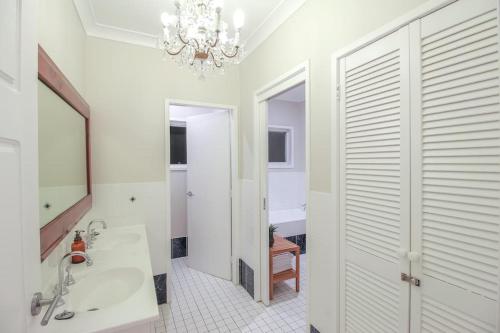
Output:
(86, 219), (107, 248)
(40, 251), (93, 326)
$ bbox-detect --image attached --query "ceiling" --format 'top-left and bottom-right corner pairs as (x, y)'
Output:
(273, 83), (305, 103)
(74, 0), (306, 58)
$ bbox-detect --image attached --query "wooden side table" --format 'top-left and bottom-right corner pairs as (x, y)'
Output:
(269, 234), (300, 300)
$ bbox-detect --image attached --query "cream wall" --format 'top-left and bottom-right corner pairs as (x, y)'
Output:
(239, 0), (427, 191)
(238, 0), (428, 331)
(38, 0), (86, 96)
(85, 37), (239, 185)
(83, 37), (239, 275)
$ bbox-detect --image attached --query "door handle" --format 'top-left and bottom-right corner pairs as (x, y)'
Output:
(186, 191), (194, 197)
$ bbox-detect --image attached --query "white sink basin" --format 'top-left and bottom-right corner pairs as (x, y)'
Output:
(96, 232), (141, 250)
(69, 267), (144, 312)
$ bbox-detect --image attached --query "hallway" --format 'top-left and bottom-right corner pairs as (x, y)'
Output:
(154, 256), (307, 332)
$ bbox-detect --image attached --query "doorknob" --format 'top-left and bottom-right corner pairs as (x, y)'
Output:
(186, 191), (194, 197)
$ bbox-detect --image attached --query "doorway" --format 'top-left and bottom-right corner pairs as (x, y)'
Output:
(164, 100), (240, 303)
(254, 62), (310, 308)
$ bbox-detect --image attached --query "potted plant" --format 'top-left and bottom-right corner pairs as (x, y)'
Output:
(269, 224), (278, 247)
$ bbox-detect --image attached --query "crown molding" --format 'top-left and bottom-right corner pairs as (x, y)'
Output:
(241, 0), (306, 60)
(74, 0), (159, 48)
(73, 0), (306, 58)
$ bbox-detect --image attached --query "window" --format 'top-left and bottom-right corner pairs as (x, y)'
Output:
(170, 121), (187, 168)
(268, 126), (293, 168)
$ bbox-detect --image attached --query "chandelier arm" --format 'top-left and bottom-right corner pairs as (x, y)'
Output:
(209, 50), (223, 68)
(220, 46), (240, 59)
(209, 31), (220, 48)
(165, 44), (187, 56)
(178, 32), (190, 46)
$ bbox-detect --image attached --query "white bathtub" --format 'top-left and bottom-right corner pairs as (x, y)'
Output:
(269, 208), (306, 237)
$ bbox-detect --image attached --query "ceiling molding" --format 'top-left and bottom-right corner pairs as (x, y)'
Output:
(241, 0), (306, 60)
(74, 0), (159, 48)
(73, 0), (306, 58)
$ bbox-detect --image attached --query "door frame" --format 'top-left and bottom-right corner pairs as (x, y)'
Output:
(330, 0), (490, 332)
(164, 99), (240, 302)
(253, 61), (311, 305)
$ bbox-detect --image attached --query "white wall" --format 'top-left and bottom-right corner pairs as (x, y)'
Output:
(268, 99), (305, 172)
(268, 99), (306, 212)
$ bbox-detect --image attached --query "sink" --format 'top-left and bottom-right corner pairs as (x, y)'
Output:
(68, 267), (144, 312)
(96, 232), (141, 250)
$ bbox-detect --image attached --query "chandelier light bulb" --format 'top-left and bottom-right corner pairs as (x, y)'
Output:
(161, 12), (174, 26)
(233, 9), (245, 30)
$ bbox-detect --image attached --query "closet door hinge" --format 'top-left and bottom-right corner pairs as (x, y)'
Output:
(401, 273), (421, 287)
(263, 198), (266, 210)
(336, 84), (341, 101)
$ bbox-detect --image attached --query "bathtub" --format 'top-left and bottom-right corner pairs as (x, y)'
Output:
(269, 208), (306, 237)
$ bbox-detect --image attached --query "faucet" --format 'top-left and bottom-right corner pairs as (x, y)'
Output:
(40, 251), (93, 326)
(86, 219), (107, 248)
(301, 203), (307, 211)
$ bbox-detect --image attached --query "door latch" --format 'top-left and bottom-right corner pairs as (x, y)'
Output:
(401, 273), (421, 287)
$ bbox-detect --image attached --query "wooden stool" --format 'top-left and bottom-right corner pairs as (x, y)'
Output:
(269, 235), (300, 300)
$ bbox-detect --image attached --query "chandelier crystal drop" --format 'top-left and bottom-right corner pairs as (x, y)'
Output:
(159, 0), (245, 78)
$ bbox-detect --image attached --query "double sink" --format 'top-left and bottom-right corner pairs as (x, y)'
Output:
(38, 225), (159, 333)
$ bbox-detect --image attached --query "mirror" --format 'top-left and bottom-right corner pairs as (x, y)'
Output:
(38, 46), (92, 261)
(38, 81), (88, 227)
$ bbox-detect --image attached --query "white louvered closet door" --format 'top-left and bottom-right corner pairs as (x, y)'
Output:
(339, 27), (411, 333)
(409, 0), (500, 332)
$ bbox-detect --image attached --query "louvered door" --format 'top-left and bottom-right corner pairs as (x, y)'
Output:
(409, 0), (500, 332)
(338, 27), (411, 333)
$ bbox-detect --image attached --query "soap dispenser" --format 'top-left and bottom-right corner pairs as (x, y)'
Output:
(71, 230), (86, 264)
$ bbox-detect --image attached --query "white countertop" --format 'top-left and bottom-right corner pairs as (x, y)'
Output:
(34, 225), (159, 333)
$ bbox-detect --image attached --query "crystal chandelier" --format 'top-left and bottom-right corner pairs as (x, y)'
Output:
(159, 0), (245, 78)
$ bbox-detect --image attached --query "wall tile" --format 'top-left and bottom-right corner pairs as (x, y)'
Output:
(153, 273), (167, 304)
(286, 234), (306, 254)
(239, 259), (254, 298)
(171, 237), (187, 259)
(310, 324), (320, 333)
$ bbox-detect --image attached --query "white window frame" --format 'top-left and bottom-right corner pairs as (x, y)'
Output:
(268, 125), (294, 169)
(169, 119), (187, 171)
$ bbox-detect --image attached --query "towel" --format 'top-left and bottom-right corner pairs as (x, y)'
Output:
(273, 253), (293, 274)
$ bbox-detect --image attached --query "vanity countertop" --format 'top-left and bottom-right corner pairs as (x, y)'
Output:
(34, 225), (159, 333)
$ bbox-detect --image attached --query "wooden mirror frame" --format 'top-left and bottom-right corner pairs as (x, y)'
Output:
(39, 45), (92, 261)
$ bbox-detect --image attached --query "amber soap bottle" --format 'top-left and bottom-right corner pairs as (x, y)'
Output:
(71, 230), (86, 264)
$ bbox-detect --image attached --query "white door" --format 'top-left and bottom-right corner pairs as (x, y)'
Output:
(339, 27), (411, 332)
(0, 1), (40, 332)
(410, 0), (500, 331)
(186, 111), (232, 280)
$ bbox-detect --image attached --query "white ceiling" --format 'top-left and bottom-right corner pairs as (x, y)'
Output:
(73, 0), (306, 58)
(273, 83), (305, 103)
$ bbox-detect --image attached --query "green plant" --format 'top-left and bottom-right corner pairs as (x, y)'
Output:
(269, 224), (278, 247)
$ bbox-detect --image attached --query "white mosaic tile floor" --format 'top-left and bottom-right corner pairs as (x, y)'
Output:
(154, 255), (307, 333)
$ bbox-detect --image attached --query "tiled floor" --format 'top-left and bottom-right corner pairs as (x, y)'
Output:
(154, 255), (307, 333)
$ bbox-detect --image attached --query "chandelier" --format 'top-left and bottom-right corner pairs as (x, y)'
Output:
(159, 0), (245, 78)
